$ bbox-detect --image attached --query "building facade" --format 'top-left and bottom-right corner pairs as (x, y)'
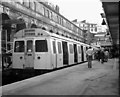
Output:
(0, 0), (85, 67)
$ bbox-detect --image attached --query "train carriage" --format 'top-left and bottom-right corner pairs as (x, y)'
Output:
(12, 28), (96, 71)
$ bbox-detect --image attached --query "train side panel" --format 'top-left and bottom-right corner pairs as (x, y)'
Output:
(83, 46), (87, 61)
(56, 39), (63, 68)
(68, 42), (74, 65)
(77, 45), (82, 63)
(34, 38), (51, 69)
(12, 39), (25, 69)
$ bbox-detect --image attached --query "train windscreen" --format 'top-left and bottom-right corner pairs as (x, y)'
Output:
(14, 41), (24, 52)
(35, 40), (48, 52)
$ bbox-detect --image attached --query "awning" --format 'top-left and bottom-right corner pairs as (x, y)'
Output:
(101, 0), (119, 45)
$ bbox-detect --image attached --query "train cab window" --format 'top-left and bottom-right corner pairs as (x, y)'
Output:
(14, 41), (24, 52)
(27, 40), (33, 52)
(58, 42), (62, 54)
(35, 40), (48, 52)
(52, 41), (56, 54)
(69, 44), (73, 54)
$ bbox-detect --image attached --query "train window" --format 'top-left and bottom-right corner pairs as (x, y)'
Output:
(27, 40), (33, 52)
(52, 41), (56, 54)
(69, 44), (73, 54)
(58, 42), (62, 54)
(86, 47), (88, 50)
(78, 46), (81, 54)
(14, 41), (24, 52)
(35, 40), (48, 52)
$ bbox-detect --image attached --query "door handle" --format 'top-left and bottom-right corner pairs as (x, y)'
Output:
(27, 54), (32, 56)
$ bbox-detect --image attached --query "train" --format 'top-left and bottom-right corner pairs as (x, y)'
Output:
(12, 28), (97, 72)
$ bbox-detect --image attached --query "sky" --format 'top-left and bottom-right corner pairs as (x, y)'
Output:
(49, 0), (104, 25)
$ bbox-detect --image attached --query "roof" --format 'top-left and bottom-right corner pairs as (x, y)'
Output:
(101, 0), (119, 45)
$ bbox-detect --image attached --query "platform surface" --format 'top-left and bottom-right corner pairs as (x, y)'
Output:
(1, 59), (119, 95)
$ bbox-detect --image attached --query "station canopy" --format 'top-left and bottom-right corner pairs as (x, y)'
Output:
(101, 0), (119, 45)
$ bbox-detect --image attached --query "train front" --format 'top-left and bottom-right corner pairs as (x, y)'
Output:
(12, 28), (51, 71)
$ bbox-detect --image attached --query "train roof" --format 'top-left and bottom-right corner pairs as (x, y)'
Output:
(14, 28), (90, 46)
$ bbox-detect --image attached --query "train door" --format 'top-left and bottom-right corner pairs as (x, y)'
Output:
(13, 40), (25, 69)
(34, 39), (50, 69)
(56, 41), (63, 67)
(81, 45), (84, 62)
(78, 45), (82, 63)
(51, 39), (57, 68)
(62, 41), (69, 65)
(74, 44), (78, 63)
(84, 46), (87, 61)
(68, 43), (74, 65)
(25, 39), (34, 68)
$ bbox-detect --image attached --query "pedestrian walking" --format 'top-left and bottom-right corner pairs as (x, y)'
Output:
(97, 47), (101, 62)
(100, 48), (105, 64)
(86, 46), (94, 68)
(104, 50), (109, 62)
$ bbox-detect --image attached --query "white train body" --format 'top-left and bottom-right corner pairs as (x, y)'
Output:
(12, 28), (91, 70)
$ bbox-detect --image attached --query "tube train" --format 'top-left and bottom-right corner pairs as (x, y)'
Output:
(12, 28), (97, 71)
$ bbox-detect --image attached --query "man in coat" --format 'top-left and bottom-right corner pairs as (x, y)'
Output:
(86, 46), (94, 68)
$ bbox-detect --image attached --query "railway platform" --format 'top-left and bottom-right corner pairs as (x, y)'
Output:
(1, 58), (119, 96)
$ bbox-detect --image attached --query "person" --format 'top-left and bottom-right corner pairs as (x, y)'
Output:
(86, 46), (94, 68)
(97, 48), (101, 62)
(104, 50), (109, 62)
(100, 48), (105, 64)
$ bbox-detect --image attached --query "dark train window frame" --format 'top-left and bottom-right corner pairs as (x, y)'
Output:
(14, 41), (25, 52)
(27, 40), (33, 52)
(69, 44), (73, 54)
(35, 40), (48, 52)
(57, 42), (62, 54)
(52, 41), (56, 54)
(78, 46), (81, 54)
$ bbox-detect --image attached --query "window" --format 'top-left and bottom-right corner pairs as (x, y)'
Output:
(44, 8), (49, 18)
(36, 3), (44, 15)
(27, 40), (33, 52)
(58, 42), (62, 54)
(14, 41), (24, 52)
(57, 15), (59, 23)
(91, 28), (93, 31)
(63, 19), (66, 27)
(49, 11), (53, 20)
(71, 24), (73, 30)
(52, 41), (56, 54)
(78, 46), (81, 54)
(23, 0), (29, 7)
(61, 18), (63, 25)
(69, 44), (73, 54)
(29, 0), (35, 10)
(95, 27), (97, 32)
(35, 40), (48, 52)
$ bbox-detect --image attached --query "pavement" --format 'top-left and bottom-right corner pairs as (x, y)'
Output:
(1, 58), (119, 96)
